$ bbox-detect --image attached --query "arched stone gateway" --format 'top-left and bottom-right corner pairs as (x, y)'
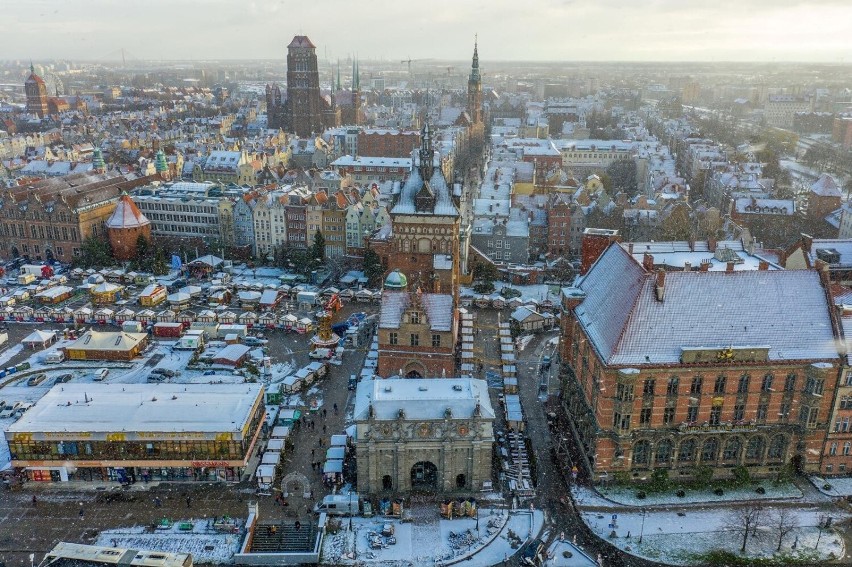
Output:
(280, 471), (311, 498)
(410, 461), (438, 490)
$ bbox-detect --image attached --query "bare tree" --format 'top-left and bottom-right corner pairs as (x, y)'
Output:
(724, 503), (764, 553)
(768, 507), (800, 552)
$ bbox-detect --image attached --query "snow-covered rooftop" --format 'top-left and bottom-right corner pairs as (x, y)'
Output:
(576, 244), (840, 365)
(7, 383), (264, 439)
(354, 378), (495, 421)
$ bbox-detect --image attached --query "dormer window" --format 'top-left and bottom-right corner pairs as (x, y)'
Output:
(409, 311), (421, 324)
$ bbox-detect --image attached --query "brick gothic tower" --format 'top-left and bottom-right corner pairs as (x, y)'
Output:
(25, 63), (48, 118)
(467, 38), (483, 125)
(285, 35), (325, 137)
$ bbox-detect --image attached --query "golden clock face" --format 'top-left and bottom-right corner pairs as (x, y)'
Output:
(418, 423), (432, 438)
(457, 425), (469, 437)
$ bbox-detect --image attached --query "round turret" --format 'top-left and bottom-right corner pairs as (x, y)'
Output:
(384, 270), (408, 290)
(106, 193), (152, 261)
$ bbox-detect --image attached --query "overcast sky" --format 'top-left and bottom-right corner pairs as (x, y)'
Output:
(5, 0), (851, 63)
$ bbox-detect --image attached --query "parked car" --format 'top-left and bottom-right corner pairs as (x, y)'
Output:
(93, 368), (109, 381)
(27, 373), (47, 387)
(54, 373), (73, 385)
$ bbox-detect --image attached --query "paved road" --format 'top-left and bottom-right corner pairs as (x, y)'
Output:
(470, 308), (650, 566)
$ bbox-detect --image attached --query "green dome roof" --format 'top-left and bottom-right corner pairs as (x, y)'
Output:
(384, 270), (407, 290)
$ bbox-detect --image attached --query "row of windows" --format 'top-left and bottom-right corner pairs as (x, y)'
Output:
(624, 398), (797, 429)
(10, 439), (249, 461)
(828, 441), (852, 456)
(387, 332), (442, 348)
(632, 435), (787, 467)
(631, 373), (803, 399)
(0, 223), (77, 242)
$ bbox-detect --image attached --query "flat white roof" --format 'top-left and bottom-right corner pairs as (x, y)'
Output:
(354, 378), (495, 421)
(7, 383), (264, 440)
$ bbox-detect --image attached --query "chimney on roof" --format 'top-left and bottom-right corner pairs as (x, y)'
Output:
(688, 238), (695, 252)
(815, 258), (830, 288)
(708, 238), (717, 252)
(684, 261), (691, 272)
(700, 260), (711, 272)
(758, 260), (769, 271)
(628, 242), (634, 255)
(726, 261), (735, 273)
(655, 269), (666, 301)
(802, 234), (814, 253)
(642, 253), (654, 272)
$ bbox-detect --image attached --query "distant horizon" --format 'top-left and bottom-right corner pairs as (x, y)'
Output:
(11, 58), (852, 67)
(6, 0), (851, 64)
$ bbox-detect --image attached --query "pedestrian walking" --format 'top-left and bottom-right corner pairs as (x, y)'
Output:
(322, 409), (327, 418)
(79, 507), (85, 518)
(333, 403), (338, 414)
(310, 420), (315, 429)
(322, 424), (326, 433)
(154, 497), (162, 508)
(32, 494), (37, 507)
(311, 448), (315, 458)
(186, 496), (191, 508)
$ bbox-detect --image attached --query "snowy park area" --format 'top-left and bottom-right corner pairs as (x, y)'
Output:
(320, 507), (546, 567)
(582, 504), (849, 565)
(810, 475), (852, 498)
(95, 520), (244, 564)
(593, 481), (803, 506)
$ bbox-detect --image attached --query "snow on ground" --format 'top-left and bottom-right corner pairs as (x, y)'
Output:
(0, 343), (24, 366)
(320, 508), (545, 567)
(810, 475), (852, 497)
(592, 482), (803, 507)
(545, 539), (598, 567)
(582, 506), (849, 565)
(96, 520), (243, 564)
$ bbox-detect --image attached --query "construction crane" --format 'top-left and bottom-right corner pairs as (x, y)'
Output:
(400, 57), (425, 74)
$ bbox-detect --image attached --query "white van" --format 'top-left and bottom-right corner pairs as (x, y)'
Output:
(93, 368), (109, 381)
(313, 493), (360, 516)
(309, 348), (333, 360)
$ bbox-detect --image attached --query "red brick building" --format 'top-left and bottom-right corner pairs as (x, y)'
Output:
(106, 193), (152, 261)
(377, 283), (457, 378)
(358, 129), (420, 158)
(547, 194), (574, 258)
(807, 174), (843, 222)
(579, 228), (620, 274)
(560, 243), (843, 483)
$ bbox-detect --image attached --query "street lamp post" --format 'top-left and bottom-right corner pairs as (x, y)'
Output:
(638, 508), (647, 544)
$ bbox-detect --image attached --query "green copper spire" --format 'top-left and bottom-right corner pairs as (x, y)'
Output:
(155, 149), (168, 173)
(92, 148), (105, 171)
(336, 59), (341, 92)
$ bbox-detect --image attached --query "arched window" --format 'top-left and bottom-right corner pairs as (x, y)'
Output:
(678, 439), (696, 462)
(633, 440), (650, 466)
(656, 439), (673, 464)
(723, 437), (742, 461)
(456, 474), (466, 488)
(768, 435), (786, 461)
(701, 438), (718, 462)
(745, 437), (765, 462)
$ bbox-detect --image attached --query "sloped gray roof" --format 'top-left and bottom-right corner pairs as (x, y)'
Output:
(379, 291), (454, 331)
(576, 245), (840, 365)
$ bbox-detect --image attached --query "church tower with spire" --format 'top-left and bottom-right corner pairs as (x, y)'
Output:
(467, 38), (483, 125)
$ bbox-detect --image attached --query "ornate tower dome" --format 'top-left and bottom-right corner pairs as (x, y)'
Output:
(384, 269), (408, 291)
(106, 193), (152, 261)
(154, 149), (169, 179)
(92, 148), (106, 173)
